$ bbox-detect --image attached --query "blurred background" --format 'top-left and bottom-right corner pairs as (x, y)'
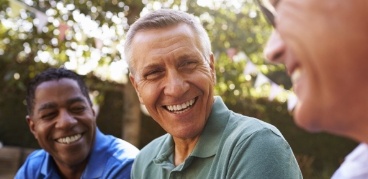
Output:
(0, 0), (357, 178)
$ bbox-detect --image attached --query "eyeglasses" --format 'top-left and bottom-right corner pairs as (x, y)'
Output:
(255, 0), (279, 27)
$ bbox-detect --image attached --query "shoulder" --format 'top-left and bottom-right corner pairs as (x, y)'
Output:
(92, 134), (140, 179)
(20, 149), (47, 165)
(226, 112), (285, 141)
(132, 134), (171, 174)
(137, 133), (170, 160)
(222, 113), (293, 157)
(110, 137), (140, 160)
(220, 114), (302, 178)
(99, 134), (140, 163)
(15, 149), (47, 178)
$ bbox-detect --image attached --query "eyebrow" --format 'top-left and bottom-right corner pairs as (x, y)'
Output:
(140, 52), (200, 71)
(177, 54), (198, 61)
(37, 97), (88, 112)
(66, 97), (87, 106)
(37, 102), (58, 112)
(143, 62), (162, 72)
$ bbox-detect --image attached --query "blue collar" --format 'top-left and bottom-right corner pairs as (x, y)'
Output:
(40, 128), (107, 179)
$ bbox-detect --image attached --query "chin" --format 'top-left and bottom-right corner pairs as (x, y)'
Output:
(293, 104), (322, 133)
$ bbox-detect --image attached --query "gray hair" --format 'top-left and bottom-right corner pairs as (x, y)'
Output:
(124, 9), (212, 74)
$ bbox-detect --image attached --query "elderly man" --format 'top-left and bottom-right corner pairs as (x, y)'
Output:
(124, 9), (302, 178)
(16, 68), (139, 179)
(258, 0), (368, 178)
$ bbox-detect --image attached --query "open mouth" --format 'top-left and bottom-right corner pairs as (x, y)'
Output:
(56, 133), (82, 144)
(164, 97), (197, 114)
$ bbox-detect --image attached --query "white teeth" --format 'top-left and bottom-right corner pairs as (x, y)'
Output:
(166, 99), (195, 112)
(57, 134), (82, 144)
(291, 68), (301, 84)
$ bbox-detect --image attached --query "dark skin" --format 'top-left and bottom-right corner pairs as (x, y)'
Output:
(27, 78), (96, 178)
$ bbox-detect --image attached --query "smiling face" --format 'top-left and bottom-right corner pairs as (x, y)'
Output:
(129, 23), (215, 140)
(27, 78), (96, 171)
(264, 0), (368, 137)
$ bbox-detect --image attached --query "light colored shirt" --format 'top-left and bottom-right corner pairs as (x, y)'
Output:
(332, 143), (368, 179)
(15, 128), (139, 179)
(132, 96), (302, 179)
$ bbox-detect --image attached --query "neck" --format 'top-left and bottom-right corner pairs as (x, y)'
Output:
(54, 159), (87, 179)
(173, 136), (199, 166)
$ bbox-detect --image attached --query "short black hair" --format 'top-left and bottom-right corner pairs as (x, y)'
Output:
(26, 68), (92, 115)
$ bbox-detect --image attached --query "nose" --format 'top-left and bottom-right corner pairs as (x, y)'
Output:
(164, 70), (190, 97)
(264, 30), (286, 63)
(55, 110), (77, 129)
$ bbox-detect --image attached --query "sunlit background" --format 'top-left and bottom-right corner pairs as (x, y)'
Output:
(0, 1), (358, 178)
(1, 0), (297, 105)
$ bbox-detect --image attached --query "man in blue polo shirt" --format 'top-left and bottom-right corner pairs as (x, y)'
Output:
(15, 68), (139, 179)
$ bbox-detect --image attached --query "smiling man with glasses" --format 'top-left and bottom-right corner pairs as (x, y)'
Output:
(257, 0), (368, 178)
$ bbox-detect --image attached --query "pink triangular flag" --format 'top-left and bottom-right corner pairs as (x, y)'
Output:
(59, 23), (69, 41)
(94, 38), (103, 50)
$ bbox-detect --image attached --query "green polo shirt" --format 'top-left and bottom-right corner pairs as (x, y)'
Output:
(132, 96), (302, 179)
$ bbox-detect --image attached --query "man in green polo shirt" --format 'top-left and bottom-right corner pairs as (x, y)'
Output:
(124, 9), (302, 178)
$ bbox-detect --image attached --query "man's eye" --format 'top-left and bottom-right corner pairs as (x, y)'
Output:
(180, 61), (197, 70)
(144, 70), (164, 80)
(71, 106), (86, 113)
(41, 112), (57, 120)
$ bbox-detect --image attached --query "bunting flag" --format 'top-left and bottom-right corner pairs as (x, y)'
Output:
(269, 82), (284, 101)
(243, 60), (258, 75)
(9, 0), (24, 18)
(8, 0), (299, 112)
(287, 92), (298, 111)
(244, 59), (297, 111)
(254, 73), (270, 88)
(9, 0), (50, 34)
(35, 11), (48, 33)
(94, 38), (103, 50)
(110, 41), (120, 56)
(58, 23), (69, 41)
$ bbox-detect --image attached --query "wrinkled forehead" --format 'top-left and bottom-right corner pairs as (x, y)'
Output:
(130, 24), (200, 65)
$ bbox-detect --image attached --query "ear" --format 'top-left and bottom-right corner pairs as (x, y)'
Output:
(209, 53), (216, 83)
(26, 115), (38, 139)
(129, 73), (144, 104)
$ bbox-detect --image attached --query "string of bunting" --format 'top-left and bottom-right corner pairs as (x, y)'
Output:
(9, 0), (71, 41)
(243, 60), (297, 111)
(7, 0), (298, 111)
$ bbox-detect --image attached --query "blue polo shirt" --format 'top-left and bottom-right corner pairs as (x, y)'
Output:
(15, 128), (139, 179)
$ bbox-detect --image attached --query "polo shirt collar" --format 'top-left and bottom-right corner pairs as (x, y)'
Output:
(40, 128), (105, 179)
(153, 96), (230, 167)
(40, 154), (59, 178)
(190, 96), (230, 158)
(82, 128), (107, 178)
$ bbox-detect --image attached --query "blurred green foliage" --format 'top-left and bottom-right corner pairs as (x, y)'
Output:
(0, 0), (358, 178)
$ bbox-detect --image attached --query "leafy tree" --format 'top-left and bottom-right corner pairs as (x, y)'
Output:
(0, 1), (358, 178)
(0, 0), (144, 147)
